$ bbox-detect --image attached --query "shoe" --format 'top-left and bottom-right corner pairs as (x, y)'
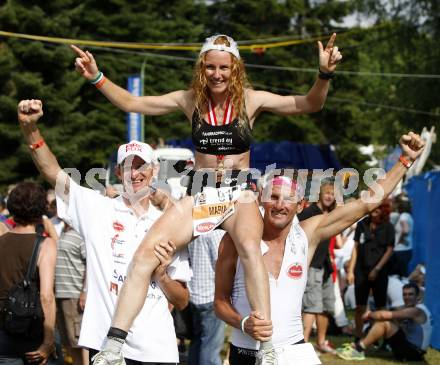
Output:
(91, 350), (126, 365)
(316, 340), (337, 355)
(255, 347), (278, 365)
(335, 342), (353, 354)
(336, 346), (365, 361)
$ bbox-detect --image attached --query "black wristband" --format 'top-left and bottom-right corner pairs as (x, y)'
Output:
(108, 327), (128, 340)
(318, 69), (335, 80)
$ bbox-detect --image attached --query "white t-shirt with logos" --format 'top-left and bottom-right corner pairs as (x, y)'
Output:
(56, 179), (192, 362)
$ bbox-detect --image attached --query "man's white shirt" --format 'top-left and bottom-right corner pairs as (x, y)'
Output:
(231, 217), (308, 349)
(57, 179), (192, 362)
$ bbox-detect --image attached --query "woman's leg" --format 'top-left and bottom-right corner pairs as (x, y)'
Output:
(111, 196), (195, 331)
(221, 192), (269, 322)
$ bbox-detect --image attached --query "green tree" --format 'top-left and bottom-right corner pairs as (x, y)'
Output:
(0, 0), (438, 190)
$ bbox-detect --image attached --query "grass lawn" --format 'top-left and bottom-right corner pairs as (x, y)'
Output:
(319, 335), (440, 364)
(214, 326), (440, 365)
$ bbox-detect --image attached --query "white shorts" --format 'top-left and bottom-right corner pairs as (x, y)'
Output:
(276, 343), (321, 365)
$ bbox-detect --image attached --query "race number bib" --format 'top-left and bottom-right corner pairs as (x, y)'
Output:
(192, 186), (241, 236)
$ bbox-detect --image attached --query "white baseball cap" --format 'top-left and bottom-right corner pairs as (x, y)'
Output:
(117, 140), (156, 165)
(200, 34), (240, 59)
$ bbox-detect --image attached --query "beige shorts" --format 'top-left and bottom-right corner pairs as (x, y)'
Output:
(56, 298), (83, 348)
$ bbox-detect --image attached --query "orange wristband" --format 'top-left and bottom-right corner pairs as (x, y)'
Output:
(29, 139), (45, 150)
(95, 76), (107, 89)
(399, 154), (413, 168)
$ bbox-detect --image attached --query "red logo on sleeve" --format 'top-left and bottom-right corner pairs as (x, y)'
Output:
(113, 221), (125, 232)
(287, 263), (303, 279)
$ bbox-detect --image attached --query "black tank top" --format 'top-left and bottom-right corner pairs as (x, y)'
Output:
(0, 232), (41, 306)
(0, 232), (43, 352)
(191, 111), (252, 155)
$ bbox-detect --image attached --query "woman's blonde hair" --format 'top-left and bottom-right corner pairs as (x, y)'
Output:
(191, 36), (251, 126)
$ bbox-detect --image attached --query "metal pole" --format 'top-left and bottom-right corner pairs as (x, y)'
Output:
(140, 56), (148, 142)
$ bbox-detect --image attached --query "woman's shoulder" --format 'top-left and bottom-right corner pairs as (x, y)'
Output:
(177, 89), (196, 117)
(178, 88), (194, 102)
(244, 88), (256, 98)
(40, 236), (57, 256)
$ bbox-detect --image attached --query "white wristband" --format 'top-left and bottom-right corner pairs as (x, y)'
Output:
(240, 315), (250, 334)
(90, 71), (104, 85)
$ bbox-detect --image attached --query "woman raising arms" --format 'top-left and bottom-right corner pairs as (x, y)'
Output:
(72, 33), (342, 365)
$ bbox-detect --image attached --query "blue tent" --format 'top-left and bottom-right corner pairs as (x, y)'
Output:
(406, 171), (440, 350)
(167, 139), (341, 171)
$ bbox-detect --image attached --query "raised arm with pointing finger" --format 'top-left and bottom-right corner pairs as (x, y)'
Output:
(71, 33), (342, 118)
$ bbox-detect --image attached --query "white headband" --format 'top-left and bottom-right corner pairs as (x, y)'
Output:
(200, 34), (240, 59)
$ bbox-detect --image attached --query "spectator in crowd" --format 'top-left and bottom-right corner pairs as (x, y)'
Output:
(387, 261), (427, 310)
(337, 282), (432, 361)
(42, 214), (59, 243)
(346, 200), (394, 342)
(18, 99), (192, 364)
(0, 182), (57, 364)
(329, 234), (352, 335)
(409, 263), (425, 289)
(0, 193), (15, 230)
(55, 223), (88, 365)
(0, 195), (11, 234)
(0, 202), (9, 235)
(333, 217), (357, 293)
(408, 264), (426, 302)
(47, 190), (65, 238)
(386, 274), (406, 310)
(298, 179), (337, 354)
(214, 130), (425, 364)
(0, 195), (8, 217)
(392, 195), (414, 277)
(187, 229), (226, 365)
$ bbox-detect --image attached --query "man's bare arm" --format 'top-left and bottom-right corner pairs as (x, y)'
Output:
(214, 233), (241, 329)
(214, 234), (272, 341)
(18, 100), (68, 191)
(304, 132), (424, 246)
(366, 307), (423, 322)
(153, 242), (189, 311)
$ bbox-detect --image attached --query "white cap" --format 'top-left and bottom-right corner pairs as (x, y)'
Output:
(200, 34), (240, 59)
(117, 140), (156, 165)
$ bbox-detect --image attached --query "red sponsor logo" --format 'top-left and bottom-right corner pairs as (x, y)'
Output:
(196, 222), (215, 233)
(110, 282), (119, 295)
(126, 143), (142, 153)
(287, 263), (303, 279)
(113, 221), (125, 232)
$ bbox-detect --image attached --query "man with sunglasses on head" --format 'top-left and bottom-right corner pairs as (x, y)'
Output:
(215, 128), (425, 365)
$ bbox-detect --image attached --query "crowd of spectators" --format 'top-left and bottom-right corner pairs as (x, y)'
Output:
(0, 159), (432, 365)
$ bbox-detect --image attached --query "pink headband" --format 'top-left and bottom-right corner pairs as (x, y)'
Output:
(270, 176), (304, 198)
